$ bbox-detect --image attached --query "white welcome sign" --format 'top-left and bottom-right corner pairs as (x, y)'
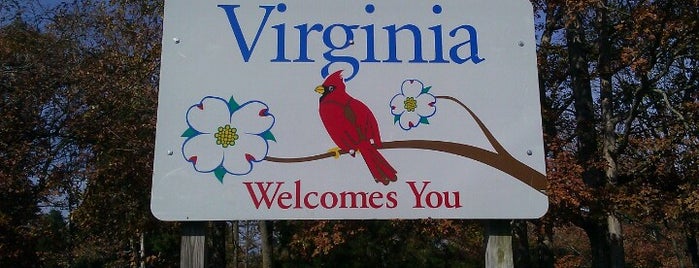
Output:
(151, 0), (548, 220)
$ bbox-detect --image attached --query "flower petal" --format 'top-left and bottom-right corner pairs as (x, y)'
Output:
(182, 134), (224, 172)
(415, 93), (437, 117)
(401, 79), (424, 97)
(398, 112), (421, 130)
(389, 94), (407, 116)
(186, 96), (231, 134)
(231, 101), (275, 135)
(221, 134), (269, 175)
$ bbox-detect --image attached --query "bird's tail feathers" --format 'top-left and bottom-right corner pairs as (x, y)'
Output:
(358, 142), (397, 185)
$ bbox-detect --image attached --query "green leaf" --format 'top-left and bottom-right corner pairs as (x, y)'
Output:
(181, 127), (199, 138)
(261, 130), (276, 142)
(228, 96), (240, 112)
(394, 115), (401, 123)
(420, 117), (430, 124)
(214, 166), (226, 183)
(421, 86), (432, 94)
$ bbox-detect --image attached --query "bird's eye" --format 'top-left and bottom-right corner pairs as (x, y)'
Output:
(328, 85), (335, 92)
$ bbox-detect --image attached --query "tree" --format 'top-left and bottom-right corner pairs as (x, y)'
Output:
(48, 0), (179, 266)
(532, 0), (699, 266)
(272, 220), (484, 267)
(1, 1), (181, 266)
(0, 15), (85, 266)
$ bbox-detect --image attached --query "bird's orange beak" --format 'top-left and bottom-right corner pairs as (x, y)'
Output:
(314, 85), (325, 95)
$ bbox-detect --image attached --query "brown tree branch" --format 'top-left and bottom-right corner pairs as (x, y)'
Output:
(265, 140), (546, 191)
(435, 95), (511, 156)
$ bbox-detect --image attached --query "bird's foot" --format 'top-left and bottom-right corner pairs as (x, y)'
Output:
(375, 178), (390, 185)
(327, 147), (341, 159)
(374, 175), (397, 185)
(349, 148), (359, 157)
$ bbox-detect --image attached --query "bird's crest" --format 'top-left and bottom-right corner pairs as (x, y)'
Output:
(323, 70), (345, 89)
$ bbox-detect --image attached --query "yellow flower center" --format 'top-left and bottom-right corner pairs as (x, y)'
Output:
(404, 97), (417, 112)
(214, 124), (239, 148)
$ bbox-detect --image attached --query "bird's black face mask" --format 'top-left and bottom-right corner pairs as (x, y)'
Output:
(317, 85), (335, 101)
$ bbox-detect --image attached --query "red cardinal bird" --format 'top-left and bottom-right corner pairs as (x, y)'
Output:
(315, 70), (397, 185)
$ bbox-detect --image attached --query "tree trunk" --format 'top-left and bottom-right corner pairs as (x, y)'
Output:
(567, 12), (599, 187)
(259, 221), (273, 268)
(607, 215), (624, 268)
(583, 217), (624, 268)
(567, 4), (627, 266)
(538, 2), (561, 144)
(228, 221), (239, 268)
(585, 222), (610, 268)
(512, 220), (531, 267)
(687, 232), (699, 268)
(243, 221), (253, 268)
(597, 3), (625, 267)
(535, 221), (554, 268)
(140, 232), (145, 268)
(208, 222), (227, 268)
(535, 5), (558, 268)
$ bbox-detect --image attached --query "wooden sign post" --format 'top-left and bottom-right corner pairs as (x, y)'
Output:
(180, 222), (206, 268)
(485, 220), (514, 267)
